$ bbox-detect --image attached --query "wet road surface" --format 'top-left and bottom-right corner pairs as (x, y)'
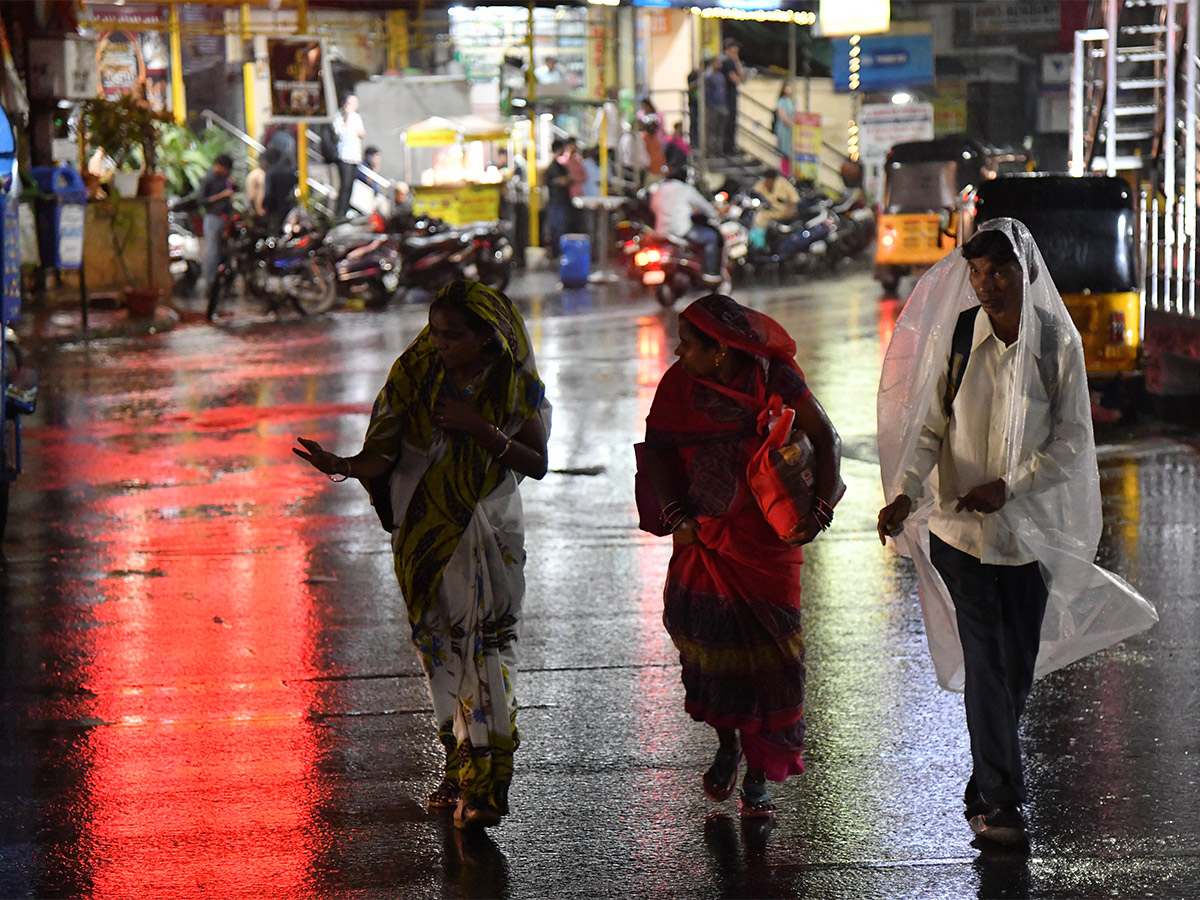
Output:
(1, 267), (1198, 899)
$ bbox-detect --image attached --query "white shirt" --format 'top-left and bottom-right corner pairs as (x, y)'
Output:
(900, 308), (1083, 565)
(650, 179), (718, 238)
(334, 110), (364, 164)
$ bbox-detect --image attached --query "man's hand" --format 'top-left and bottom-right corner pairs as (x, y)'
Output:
(955, 479), (1007, 514)
(877, 494), (913, 545)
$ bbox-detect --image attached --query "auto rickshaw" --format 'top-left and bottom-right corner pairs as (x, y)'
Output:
(968, 173), (1141, 381)
(875, 136), (997, 293)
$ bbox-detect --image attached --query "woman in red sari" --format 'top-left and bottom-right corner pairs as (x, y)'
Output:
(642, 294), (842, 816)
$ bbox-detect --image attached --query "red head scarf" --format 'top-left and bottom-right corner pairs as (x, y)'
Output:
(680, 294), (802, 375)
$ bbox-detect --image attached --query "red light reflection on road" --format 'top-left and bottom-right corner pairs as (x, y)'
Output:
(29, 405), (337, 898)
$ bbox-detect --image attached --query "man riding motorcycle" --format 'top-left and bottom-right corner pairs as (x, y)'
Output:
(649, 167), (723, 284)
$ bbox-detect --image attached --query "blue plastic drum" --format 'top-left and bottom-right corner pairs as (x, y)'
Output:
(559, 233), (591, 288)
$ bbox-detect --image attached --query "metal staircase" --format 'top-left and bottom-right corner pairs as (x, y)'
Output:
(1071, 0), (1198, 320)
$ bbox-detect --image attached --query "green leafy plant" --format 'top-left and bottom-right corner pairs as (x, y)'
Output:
(156, 123), (231, 196)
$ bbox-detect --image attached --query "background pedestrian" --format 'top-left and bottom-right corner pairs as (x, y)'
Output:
(333, 93), (366, 219)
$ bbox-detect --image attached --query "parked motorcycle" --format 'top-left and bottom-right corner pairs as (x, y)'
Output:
(462, 221), (515, 291)
(335, 234), (402, 308)
(207, 210), (337, 318)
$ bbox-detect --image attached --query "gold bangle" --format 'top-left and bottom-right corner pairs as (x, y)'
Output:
(496, 436), (514, 458)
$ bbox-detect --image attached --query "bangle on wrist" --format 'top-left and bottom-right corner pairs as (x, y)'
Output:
(328, 456), (350, 482)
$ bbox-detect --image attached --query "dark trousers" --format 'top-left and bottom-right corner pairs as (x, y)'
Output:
(929, 533), (1048, 808)
(545, 202), (570, 257)
(335, 160), (357, 218)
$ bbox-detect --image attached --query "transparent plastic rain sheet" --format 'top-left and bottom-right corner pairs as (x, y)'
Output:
(877, 218), (1158, 691)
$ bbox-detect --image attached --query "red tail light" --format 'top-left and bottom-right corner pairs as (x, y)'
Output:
(634, 248), (662, 267)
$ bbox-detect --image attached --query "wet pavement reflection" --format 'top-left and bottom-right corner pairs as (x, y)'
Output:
(0, 266), (1197, 899)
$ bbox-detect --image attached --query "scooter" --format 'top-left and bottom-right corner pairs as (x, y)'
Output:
(632, 217), (739, 308)
(168, 199), (202, 297)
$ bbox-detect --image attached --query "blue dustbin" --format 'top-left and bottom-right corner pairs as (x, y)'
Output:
(559, 233), (590, 288)
(31, 165), (87, 271)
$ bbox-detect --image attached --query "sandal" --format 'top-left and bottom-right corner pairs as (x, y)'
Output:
(493, 781), (510, 817)
(738, 779), (776, 819)
(453, 795), (502, 830)
(703, 744), (743, 803)
(427, 779), (462, 809)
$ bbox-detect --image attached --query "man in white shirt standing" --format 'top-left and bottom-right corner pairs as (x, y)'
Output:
(333, 93), (365, 219)
(876, 227), (1082, 847)
(649, 167), (723, 283)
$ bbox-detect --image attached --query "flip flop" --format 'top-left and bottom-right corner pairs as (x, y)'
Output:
(738, 781), (776, 819)
(703, 746), (743, 802)
(427, 779), (462, 809)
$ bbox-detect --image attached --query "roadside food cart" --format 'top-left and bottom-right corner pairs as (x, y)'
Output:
(399, 115), (512, 225)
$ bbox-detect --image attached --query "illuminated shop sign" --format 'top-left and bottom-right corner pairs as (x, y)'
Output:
(832, 31), (933, 93)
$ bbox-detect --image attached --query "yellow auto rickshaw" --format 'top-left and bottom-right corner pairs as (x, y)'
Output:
(875, 136), (996, 293)
(969, 173), (1141, 380)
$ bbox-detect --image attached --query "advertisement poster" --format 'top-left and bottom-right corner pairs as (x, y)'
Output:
(89, 4), (169, 110)
(267, 37), (335, 122)
(794, 111), (822, 183)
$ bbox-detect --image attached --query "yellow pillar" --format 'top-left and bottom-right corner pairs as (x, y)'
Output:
(525, 2), (539, 253)
(386, 10), (409, 72)
(168, 3), (186, 125)
(297, 123), (309, 203)
(297, 0), (309, 202)
(241, 3), (256, 155)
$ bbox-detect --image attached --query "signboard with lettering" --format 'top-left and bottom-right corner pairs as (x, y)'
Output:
(28, 37), (98, 100)
(857, 102), (935, 201)
(832, 32), (934, 93)
(972, 2), (1060, 34)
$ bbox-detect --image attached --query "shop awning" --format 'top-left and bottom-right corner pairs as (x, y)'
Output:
(399, 115), (512, 147)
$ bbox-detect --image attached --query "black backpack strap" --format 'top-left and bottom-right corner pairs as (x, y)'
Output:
(943, 306), (980, 416)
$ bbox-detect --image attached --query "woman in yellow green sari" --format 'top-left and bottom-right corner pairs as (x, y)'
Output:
(295, 281), (550, 830)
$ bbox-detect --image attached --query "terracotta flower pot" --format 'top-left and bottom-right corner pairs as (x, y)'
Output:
(138, 172), (167, 198)
(124, 287), (162, 318)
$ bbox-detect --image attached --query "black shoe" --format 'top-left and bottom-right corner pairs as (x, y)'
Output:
(969, 805), (1028, 846)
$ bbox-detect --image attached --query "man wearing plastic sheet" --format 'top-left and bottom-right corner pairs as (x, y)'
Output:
(875, 218), (1157, 847)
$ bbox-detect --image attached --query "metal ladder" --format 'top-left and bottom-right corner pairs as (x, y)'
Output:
(1071, 0), (1198, 318)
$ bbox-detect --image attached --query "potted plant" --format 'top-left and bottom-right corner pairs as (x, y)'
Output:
(79, 89), (175, 316)
(80, 88), (174, 197)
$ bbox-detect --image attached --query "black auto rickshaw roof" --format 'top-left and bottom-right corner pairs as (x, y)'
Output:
(886, 135), (990, 166)
(975, 172), (1134, 210)
(973, 173), (1138, 294)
